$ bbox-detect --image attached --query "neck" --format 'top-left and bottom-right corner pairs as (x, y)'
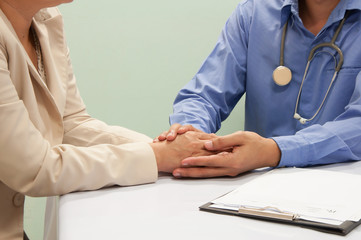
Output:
(0, 0), (42, 68)
(0, 1), (39, 44)
(299, 0), (341, 35)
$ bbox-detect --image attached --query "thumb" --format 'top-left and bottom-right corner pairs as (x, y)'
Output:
(204, 132), (244, 150)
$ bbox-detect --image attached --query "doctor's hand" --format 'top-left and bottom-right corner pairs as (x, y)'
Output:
(154, 123), (202, 142)
(150, 131), (216, 173)
(172, 131), (281, 178)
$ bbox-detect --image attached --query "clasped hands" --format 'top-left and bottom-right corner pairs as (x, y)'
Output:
(150, 124), (281, 178)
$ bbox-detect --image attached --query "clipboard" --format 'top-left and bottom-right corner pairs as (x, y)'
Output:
(199, 202), (361, 236)
(199, 168), (361, 236)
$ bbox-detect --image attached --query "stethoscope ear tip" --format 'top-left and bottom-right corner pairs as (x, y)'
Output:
(273, 66), (292, 86)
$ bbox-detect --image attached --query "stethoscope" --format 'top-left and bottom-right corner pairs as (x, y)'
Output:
(272, 11), (350, 124)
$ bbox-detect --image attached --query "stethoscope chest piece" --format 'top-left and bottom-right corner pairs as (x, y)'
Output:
(273, 66), (292, 86)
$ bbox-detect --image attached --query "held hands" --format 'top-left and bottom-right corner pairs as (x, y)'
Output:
(150, 131), (216, 173)
(154, 124), (281, 178)
(173, 131), (281, 178)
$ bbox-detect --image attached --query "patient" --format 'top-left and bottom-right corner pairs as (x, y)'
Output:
(0, 0), (212, 239)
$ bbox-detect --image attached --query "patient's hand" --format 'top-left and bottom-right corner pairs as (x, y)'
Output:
(150, 131), (216, 173)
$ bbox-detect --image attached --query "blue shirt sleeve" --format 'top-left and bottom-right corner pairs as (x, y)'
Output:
(170, 2), (250, 133)
(273, 71), (361, 167)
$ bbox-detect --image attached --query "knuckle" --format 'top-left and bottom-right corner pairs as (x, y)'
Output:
(185, 131), (196, 137)
(185, 124), (197, 131)
(214, 137), (223, 146)
(171, 123), (181, 130)
(189, 142), (201, 150)
(229, 158), (243, 170)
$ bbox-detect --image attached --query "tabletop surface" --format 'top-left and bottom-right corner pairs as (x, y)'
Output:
(58, 161), (361, 240)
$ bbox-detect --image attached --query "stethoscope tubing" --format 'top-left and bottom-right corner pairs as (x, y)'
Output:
(277, 11), (350, 124)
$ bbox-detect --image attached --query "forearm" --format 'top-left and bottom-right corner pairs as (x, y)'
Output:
(170, 6), (247, 133)
(63, 111), (152, 146)
(273, 121), (361, 167)
(0, 102), (158, 196)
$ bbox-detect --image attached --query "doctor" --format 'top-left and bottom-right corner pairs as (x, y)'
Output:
(157, 0), (361, 178)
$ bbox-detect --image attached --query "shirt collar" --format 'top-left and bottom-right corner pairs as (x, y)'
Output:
(327, 0), (361, 27)
(280, 0), (361, 29)
(280, 0), (297, 28)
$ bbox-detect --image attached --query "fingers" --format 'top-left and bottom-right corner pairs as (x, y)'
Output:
(177, 125), (200, 134)
(155, 124), (200, 142)
(166, 123), (183, 141)
(173, 149), (243, 178)
(172, 167), (239, 178)
(155, 123), (182, 142)
(204, 131), (245, 151)
(155, 131), (169, 142)
(181, 152), (233, 167)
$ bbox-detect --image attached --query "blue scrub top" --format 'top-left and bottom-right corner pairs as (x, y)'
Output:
(170, 0), (361, 167)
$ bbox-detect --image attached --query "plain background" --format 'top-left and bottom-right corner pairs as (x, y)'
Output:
(23, 0), (245, 238)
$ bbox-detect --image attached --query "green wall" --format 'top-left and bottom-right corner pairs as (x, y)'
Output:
(24, 0), (244, 239)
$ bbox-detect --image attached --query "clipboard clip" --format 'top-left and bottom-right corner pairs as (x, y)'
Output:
(238, 205), (299, 221)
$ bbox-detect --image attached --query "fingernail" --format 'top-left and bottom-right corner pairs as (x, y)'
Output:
(168, 130), (175, 137)
(182, 161), (189, 166)
(173, 171), (181, 178)
(205, 141), (214, 150)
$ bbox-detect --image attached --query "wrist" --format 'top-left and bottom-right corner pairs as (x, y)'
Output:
(149, 142), (165, 172)
(266, 138), (281, 167)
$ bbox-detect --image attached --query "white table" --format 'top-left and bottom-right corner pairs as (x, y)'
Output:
(57, 161), (361, 240)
